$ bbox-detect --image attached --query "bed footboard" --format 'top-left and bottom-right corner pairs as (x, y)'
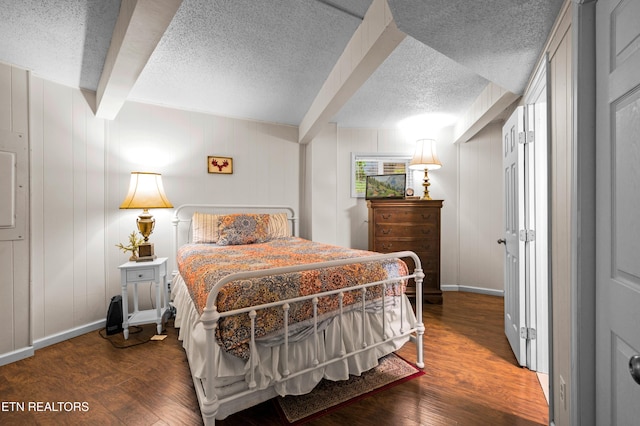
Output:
(196, 252), (424, 425)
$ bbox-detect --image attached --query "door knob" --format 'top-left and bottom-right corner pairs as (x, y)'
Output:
(630, 355), (640, 385)
(497, 238), (506, 245)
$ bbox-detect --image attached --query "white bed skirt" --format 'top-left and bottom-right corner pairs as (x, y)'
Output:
(172, 274), (418, 397)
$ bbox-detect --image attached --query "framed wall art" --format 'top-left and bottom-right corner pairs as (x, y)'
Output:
(208, 156), (233, 174)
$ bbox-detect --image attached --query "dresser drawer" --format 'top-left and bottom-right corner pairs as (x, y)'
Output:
(126, 268), (156, 283)
(374, 208), (439, 224)
(416, 255), (440, 272)
(374, 239), (439, 254)
(402, 271), (439, 298)
(398, 252), (439, 272)
(374, 223), (438, 238)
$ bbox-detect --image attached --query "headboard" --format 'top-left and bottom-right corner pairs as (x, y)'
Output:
(171, 204), (298, 278)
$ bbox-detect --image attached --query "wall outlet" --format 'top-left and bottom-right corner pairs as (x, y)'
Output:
(559, 375), (567, 410)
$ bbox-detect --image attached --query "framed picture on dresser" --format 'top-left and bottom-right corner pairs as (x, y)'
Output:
(365, 174), (406, 199)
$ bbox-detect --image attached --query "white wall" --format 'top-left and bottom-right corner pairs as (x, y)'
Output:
(305, 120), (503, 294)
(335, 127), (379, 250)
(0, 63), (30, 364)
(457, 123), (504, 293)
(22, 80), (301, 351)
(29, 76), (107, 345)
(309, 124), (460, 288)
(105, 101), (301, 300)
(305, 123), (338, 243)
(549, 4), (572, 423)
(432, 127), (460, 288)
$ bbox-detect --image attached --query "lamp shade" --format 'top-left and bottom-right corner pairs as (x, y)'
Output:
(119, 172), (173, 209)
(409, 139), (442, 171)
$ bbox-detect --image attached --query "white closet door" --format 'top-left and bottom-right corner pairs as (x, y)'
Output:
(502, 106), (526, 367)
(596, 0), (640, 423)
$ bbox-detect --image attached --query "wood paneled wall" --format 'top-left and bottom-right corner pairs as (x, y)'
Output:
(305, 123), (338, 244)
(310, 125), (461, 290)
(29, 77), (107, 344)
(335, 127), (383, 250)
(457, 123), (504, 293)
(0, 63), (30, 364)
(1, 75), (301, 364)
(105, 101), (300, 296)
(548, 3), (573, 424)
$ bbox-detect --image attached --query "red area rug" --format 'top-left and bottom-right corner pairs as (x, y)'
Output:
(275, 353), (423, 424)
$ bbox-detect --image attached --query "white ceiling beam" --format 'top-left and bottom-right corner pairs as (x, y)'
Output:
(298, 0), (405, 144)
(95, 0), (182, 120)
(452, 82), (520, 144)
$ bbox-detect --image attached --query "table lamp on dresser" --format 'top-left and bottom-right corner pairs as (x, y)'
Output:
(409, 139), (442, 200)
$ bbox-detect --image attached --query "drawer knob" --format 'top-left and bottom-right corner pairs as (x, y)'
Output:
(382, 213), (392, 219)
(382, 243), (393, 250)
(138, 274), (143, 278)
(382, 228), (391, 234)
(422, 213), (432, 219)
(422, 229), (431, 235)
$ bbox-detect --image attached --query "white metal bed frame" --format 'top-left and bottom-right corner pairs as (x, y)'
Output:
(171, 204), (425, 425)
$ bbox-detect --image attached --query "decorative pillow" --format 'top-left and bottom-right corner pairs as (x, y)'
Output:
(267, 213), (292, 239)
(191, 212), (219, 243)
(217, 214), (271, 246)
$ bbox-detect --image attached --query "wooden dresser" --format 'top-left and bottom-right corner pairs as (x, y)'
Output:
(367, 199), (443, 304)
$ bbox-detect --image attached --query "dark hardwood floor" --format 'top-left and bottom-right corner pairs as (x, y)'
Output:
(0, 292), (548, 425)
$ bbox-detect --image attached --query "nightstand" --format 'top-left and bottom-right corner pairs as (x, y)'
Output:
(118, 257), (169, 339)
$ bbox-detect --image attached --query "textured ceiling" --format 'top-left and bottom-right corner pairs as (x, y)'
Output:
(333, 36), (489, 128)
(387, 0), (565, 95)
(0, 0), (120, 90)
(0, 0), (564, 129)
(130, 0), (370, 126)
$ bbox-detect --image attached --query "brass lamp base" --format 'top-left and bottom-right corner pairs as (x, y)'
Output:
(421, 168), (433, 200)
(136, 209), (156, 241)
(136, 242), (156, 262)
(136, 209), (157, 262)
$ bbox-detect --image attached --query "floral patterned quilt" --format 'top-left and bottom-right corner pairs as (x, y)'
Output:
(177, 237), (408, 359)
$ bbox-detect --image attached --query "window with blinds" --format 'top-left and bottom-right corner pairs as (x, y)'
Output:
(351, 153), (413, 198)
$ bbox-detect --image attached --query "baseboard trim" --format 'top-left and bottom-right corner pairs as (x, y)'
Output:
(441, 284), (504, 297)
(0, 346), (35, 367)
(33, 319), (106, 350)
(0, 320), (106, 367)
